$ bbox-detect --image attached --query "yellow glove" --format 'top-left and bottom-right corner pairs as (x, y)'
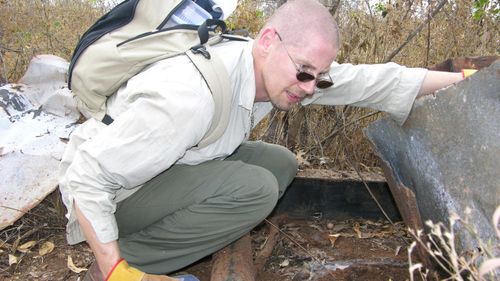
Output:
(106, 259), (179, 281)
(461, 69), (477, 79)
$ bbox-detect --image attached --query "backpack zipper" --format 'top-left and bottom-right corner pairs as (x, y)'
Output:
(116, 24), (199, 47)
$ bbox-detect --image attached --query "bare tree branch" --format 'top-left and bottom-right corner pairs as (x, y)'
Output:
(383, 0), (448, 63)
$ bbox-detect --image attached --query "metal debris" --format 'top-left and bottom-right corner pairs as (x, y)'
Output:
(365, 61), (500, 255)
(0, 56), (79, 230)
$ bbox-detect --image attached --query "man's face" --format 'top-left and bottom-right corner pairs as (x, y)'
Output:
(260, 32), (337, 110)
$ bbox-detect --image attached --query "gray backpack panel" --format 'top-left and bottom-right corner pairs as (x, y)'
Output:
(69, 0), (244, 148)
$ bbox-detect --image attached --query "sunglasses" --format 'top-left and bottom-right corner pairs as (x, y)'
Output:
(275, 32), (334, 89)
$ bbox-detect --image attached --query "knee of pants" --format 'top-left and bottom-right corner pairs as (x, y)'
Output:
(230, 164), (280, 220)
(263, 143), (299, 191)
(270, 144), (299, 174)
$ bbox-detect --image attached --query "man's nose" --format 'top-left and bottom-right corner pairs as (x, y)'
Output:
(298, 80), (316, 95)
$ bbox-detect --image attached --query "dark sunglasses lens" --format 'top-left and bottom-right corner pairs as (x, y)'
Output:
(316, 80), (334, 89)
(296, 71), (315, 82)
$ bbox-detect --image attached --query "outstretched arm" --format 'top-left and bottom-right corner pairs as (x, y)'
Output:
(310, 62), (477, 125)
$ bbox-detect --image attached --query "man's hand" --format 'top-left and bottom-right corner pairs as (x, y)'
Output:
(427, 55), (499, 72)
(107, 259), (197, 281)
(418, 55), (498, 97)
(75, 204), (199, 281)
(461, 69), (477, 79)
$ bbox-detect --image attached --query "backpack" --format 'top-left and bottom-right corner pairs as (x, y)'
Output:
(68, 0), (246, 148)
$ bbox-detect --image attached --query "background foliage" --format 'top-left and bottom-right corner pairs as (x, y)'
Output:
(0, 0), (498, 171)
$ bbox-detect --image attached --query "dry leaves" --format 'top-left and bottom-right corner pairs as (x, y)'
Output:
(279, 258), (290, 267)
(67, 255), (87, 273)
(9, 254), (18, 266)
(18, 240), (37, 253)
(328, 234), (341, 247)
(295, 150), (311, 167)
(39, 241), (55, 256)
(353, 222), (362, 238)
(3, 239), (55, 269)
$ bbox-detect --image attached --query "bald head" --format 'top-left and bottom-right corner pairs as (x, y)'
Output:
(252, 0), (340, 105)
(262, 0), (340, 50)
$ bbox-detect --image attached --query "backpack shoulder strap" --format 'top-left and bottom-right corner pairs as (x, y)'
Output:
(185, 43), (232, 149)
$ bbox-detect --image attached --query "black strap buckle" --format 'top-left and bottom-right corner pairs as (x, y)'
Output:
(190, 45), (211, 59)
(102, 113), (114, 125)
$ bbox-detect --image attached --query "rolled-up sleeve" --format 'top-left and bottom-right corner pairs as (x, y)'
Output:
(302, 62), (428, 125)
(60, 72), (214, 244)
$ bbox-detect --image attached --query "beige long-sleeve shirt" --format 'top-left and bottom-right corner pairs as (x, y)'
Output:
(59, 39), (427, 245)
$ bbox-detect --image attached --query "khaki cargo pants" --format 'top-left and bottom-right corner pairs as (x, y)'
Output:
(114, 141), (298, 274)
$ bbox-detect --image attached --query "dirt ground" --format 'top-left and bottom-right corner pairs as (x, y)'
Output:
(0, 196), (416, 281)
(183, 217), (415, 281)
(0, 193), (93, 281)
(0, 170), (419, 281)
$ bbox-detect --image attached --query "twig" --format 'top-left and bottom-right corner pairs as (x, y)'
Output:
(338, 111), (409, 246)
(254, 214), (287, 272)
(383, 0), (448, 63)
(0, 51), (8, 84)
(319, 110), (380, 147)
(342, 135), (396, 227)
(0, 205), (46, 219)
(18, 223), (47, 242)
(425, 2), (431, 67)
(0, 45), (21, 53)
(306, 108), (326, 161)
(260, 109), (280, 142)
(304, 109), (380, 157)
(363, 0), (379, 60)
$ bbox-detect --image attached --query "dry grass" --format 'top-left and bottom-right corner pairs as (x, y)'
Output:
(0, 0), (112, 83)
(251, 0), (499, 172)
(335, 0), (499, 66)
(407, 206), (500, 280)
(1, 0), (499, 171)
(0, 3), (498, 278)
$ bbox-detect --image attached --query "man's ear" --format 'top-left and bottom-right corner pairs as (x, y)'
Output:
(256, 27), (276, 55)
